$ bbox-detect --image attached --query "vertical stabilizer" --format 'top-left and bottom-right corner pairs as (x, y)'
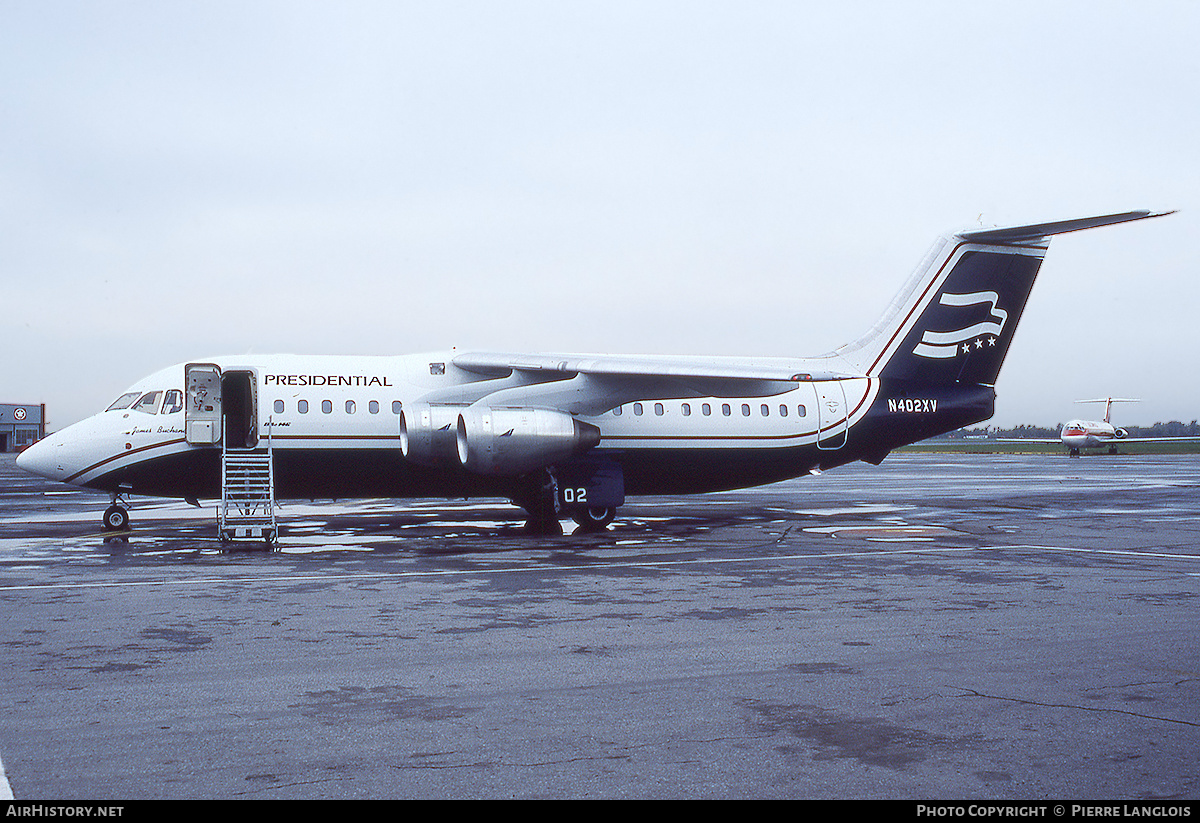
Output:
(829, 211), (1172, 387)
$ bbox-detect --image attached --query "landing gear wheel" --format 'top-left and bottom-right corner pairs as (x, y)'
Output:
(524, 516), (563, 536)
(516, 469), (563, 536)
(102, 505), (130, 531)
(571, 506), (616, 532)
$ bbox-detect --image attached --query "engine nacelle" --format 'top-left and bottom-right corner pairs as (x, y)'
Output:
(399, 403), (464, 466)
(456, 406), (601, 476)
(1115, 428), (1129, 439)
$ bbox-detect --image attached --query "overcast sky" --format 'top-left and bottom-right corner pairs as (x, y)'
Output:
(3, 1), (1197, 430)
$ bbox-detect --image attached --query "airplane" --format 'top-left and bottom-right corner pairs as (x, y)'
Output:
(16, 209), (1173, 539)
(1004, 397), (1200, 456)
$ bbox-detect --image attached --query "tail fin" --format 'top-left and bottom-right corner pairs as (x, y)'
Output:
(1076, 397), (1140, 424)
(832, 210), (1172, 385)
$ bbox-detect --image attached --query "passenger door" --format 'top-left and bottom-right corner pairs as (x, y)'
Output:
(221, 370), (258, 449)
(185, 363), (222, 446)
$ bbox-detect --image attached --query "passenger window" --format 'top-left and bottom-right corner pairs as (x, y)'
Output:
(133, 391), (162, 414)
(162, 390), (184, 414)
(345, 400), (355, 414)
(761, 404), (769, 416)
(741, 404), (750, 417)
(779, 404), (788, 417)
(722, 404), (731, 416)
(681, 403), (691, 416)
(273, 399), (284, 414)
(702, 404), (711, 416)
(392, 401), (402, 414)
(321, 400), (332, 414)
(369, 400), (379, 414)
(797, 405), (806, 417)
(634, 403), (643, 416)
(298, 400), (309, 414)
(654, 403), (664, 416)
(613, 406), (623, 416)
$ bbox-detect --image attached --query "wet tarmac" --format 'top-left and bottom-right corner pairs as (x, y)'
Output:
(0, 451), (1197, 799)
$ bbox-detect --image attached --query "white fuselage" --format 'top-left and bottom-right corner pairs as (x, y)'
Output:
(17, 352), (880, 499)
(1060, 419), (1119, 450)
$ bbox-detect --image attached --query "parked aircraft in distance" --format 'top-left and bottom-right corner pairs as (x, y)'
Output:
(1003, 397), (1200, 456)
(17, 210), (1173, 538)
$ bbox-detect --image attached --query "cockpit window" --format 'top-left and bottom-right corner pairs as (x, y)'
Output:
(106, 392), (142, 412)
(161, 390), (183, 415)
(132, 391), (163, 414)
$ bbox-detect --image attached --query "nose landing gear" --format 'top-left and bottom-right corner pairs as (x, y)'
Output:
(102, 505), (129, 531)
(102, 493), (131, 532)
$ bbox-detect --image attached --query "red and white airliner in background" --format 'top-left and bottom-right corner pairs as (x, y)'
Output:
(1012, 398), (1200, 456)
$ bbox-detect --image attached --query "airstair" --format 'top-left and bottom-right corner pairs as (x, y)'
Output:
(218, 422), (277, 546)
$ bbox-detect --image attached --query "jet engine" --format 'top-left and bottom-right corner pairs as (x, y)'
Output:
(399, 403), (464, 466)
(1115, 428), (1128, 439)
(456, 406), (601, 475)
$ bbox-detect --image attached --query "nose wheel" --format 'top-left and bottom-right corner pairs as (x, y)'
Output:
(102, 504), (130, 531)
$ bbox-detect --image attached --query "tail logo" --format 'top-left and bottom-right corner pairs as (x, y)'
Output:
(911, 290), (1008, 360)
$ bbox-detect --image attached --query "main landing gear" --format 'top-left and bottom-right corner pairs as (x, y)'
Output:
(570, 506), (617, 532)
(514, 468), (620, 535)
(516, 469), (566, 535)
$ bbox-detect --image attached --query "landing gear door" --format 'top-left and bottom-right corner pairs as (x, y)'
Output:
(814, 380), (848, 450)
(185, 363), (222, 446)
(557, 457), (625, 510)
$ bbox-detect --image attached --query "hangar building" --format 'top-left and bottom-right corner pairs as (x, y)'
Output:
(1, 403), (45, 452)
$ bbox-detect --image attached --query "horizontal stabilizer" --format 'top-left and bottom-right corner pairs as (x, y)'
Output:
(958, 210), (1174, 244)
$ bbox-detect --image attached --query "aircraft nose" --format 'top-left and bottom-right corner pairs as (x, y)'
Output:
(15, 430), (70, 481)
(15, 435), (51, 477)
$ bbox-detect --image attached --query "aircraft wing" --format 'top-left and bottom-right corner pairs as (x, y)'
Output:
(452, 351), (859, 383)
(995, 438), (1061, 444)
(441, 351), (864, 416)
